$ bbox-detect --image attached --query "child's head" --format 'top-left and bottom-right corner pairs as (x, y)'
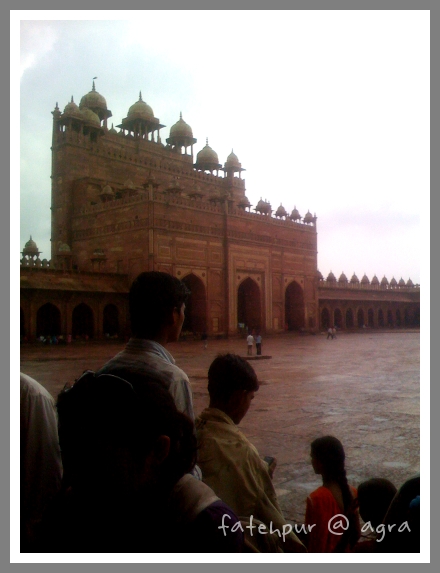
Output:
(357, 478), (397, 529)
(310, 435), (345, 477)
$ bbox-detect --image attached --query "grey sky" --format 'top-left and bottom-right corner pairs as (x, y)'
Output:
(16, 12), (429, 284)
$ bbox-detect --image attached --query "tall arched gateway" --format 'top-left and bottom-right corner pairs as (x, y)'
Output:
(181, 274), (207, 334)
(285, 281), (305, 330)
(237, 277), (261, 332)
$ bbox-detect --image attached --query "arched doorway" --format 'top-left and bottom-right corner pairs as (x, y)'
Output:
(404, 307), (412, 327)
(378, 309), (385, 327)
(395, 309), (402, 327)
(357, 309), (365, 328)
(334, 308), (343, 329)
(285, 281), (305, 330)
(181, 274), (207, 334)
(387, 310), (394, 327)
(238, 277), (261, 333)
(368, 308), (374, 327)
(103, 304), (119, 337)
(346, 308), (354, 328)
(36, 303), (61, 337)
(321, 308), (331, 329)
(72, 303), (94, 338)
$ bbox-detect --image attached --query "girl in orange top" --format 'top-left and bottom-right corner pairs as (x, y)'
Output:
(304, 436), (360, 552)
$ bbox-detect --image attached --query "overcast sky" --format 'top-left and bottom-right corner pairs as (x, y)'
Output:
(15, 11), (429, 284)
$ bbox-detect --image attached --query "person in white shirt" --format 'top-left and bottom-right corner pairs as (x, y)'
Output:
(246, 333), (254, 355)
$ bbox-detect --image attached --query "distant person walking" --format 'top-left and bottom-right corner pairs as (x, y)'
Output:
(246, 333), (254, 355)
(332, 327), (337, 339)
(327, 327), (333, 340)
(201, 332), (208, 349)
(255, 333), (262, 356)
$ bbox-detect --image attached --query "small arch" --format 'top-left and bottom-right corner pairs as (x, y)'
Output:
(72, 303), (94, 339)
(238, 277), (261, 333)
(334, 308), (343, 329)
(346, 308), (354, 328)
(103, 304), (120, 337)
(321, 308), (331, 329)
(387, 309), (394, 327)
(395, 309), (402, 327)
(36, 303), (61, 338)
(378, 308), (385, 327)
(285, 281), (305, 331)
(368, 308), (374, 328)
(357, 308), (365, 328)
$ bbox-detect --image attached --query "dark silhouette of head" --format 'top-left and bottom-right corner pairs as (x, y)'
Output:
(208, 353), (259, 424)
(357, 478), (397, 529)
(129, 271), (190, 339)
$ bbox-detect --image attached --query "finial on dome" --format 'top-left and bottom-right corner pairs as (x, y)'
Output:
(92, 80), (96, 91)
(206, 137), (209, 145)
(180, 111), (182, 119)
(139, 91), (143, 101)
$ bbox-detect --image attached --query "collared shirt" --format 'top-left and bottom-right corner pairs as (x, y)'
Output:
(97, 338), (195, 422)
(196, 408), (306, 553)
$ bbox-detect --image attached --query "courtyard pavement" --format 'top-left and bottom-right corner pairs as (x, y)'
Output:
(19, 329), (420, 527)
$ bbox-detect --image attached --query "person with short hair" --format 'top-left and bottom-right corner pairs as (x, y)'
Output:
(97, 271), (194, 421)
(196, 353), (306, 553)
(37, 371), (244, 553)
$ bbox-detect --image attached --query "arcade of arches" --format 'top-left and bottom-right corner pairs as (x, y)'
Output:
(319, 303), (420, 329)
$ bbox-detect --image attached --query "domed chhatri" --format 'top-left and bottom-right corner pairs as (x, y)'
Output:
(361, 273), (370, 285)
(338, 272), (348, 283)
(79, 80), (112, 122)
(166, 112), (197, 154)
(290, 206), (301, 221)
(303, 210), (314, 224)
(275, 204), (288, 219)
(127, 92), (154, 120)
(223, 149), (245, 179)
(316, 269), (324, 281)
(22, 236), (40, 257)
(81, 107), (101, 126)
(381, 275), (389, 286)
(350, 272), (359, 284)
(406, 278), (414, 287)
(63, 96), (82, 118)
(194, 138), (221, 173)
(390, 277), (398, 287)
(398, 277), (406, 287)
(117, 91), (164, 140)
(371, 275), (380, 285)
(326, 271), (336, 282)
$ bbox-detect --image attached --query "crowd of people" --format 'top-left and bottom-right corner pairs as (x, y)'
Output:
(20, 271), (420, 555)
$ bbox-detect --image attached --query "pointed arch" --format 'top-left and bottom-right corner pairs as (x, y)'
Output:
(334, 308), (343, 329)
(368, 308), (374, 328)
(285, 281), (305, 330)
(237, 277), (261, 333)
(346, 308), (354, 328)
(321, 308), (331, 329)
(72, 303), (94, 338)
(181, 273), (207, 334)
(36, 303), (61, 337)
(378, 308), (385, 327)
(103, 304), (120, 337)
(357, 308), (365, 328)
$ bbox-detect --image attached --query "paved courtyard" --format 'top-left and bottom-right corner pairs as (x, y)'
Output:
(19, 330), (420, 527)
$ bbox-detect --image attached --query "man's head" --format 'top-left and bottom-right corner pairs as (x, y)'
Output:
(207, 353), (259, 424)
(129, 271), (190, 341)
(57, 371), (197, 496)
(357, 478), (397, 529)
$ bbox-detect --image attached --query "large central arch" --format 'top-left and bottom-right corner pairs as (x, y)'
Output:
(181, 273), (207, 334)
(237, 277), (261, 332)
(285, 281), (305, 330)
